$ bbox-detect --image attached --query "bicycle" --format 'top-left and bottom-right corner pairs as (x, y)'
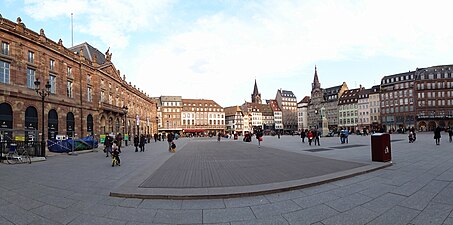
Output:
(6, 145), (31, 164)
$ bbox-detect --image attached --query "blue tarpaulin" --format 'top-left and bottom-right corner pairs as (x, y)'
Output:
(48, 136), (98, 153)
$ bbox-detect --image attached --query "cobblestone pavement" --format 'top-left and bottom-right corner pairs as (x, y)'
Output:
(1, 132), (453, 224)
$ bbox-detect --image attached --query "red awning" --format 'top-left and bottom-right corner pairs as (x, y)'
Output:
(183, 129), (205, 133)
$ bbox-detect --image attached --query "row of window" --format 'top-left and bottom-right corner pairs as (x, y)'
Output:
(382, 106), (415, 113)
(416, 82), (453, 90)
(382, 98), (414, 107)
(339, 118), (359, 125)
(420, 72), (453, 80)
(417, 91), (453, 98)
(382, 75), (414, 84)
(417, 100), (453, 107)
(181, 120), (225, 125)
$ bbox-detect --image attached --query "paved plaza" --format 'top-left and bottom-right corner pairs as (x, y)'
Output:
(1, 133), (453, 224)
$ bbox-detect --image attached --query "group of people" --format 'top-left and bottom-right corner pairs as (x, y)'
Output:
(300, 129), (321, 146)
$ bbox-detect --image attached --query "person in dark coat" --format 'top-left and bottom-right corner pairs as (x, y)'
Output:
(104, 134), (113, 157)
(139, 134), (146, 152)
(167, 132), (174, 152)
(300, 130), (306, 143)
(154, 133), (158, 142)
(256, 129), (263, 148)
(134, 135), (139, 152)
(434, 126), (442, 145)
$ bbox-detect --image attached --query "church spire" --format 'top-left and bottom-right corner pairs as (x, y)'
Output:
(251, 79), (262, 104)
(312, 66), (321, 91)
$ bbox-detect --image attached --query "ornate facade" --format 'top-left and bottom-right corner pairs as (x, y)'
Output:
(0, 16), (156, 148)
(308, 66), (348, 131)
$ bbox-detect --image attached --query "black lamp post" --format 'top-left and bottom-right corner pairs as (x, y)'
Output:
(122, 105), (128, 146)
(34, 79), (51, 157)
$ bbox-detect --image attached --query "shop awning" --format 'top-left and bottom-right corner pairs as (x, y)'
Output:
(183, 129), (205, 133)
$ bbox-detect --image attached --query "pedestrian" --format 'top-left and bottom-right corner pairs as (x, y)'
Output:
(340, 129), (345, 144)
(154, 133), (158, 142)
(449, 128), (453, 143)
(139, 134), (146, 152)
(115, 133), (122, 151)
(307, 130), (313, 146)
(162, 133), (166, 142)
(167, 132), (174, 152)
(314, 129), (320, 146)
(111, 143), (120, 167)
(256, 129), (263, 148)
(434, 126), (442, 145)
(277, 131), (280, 139)
(158, 133), (162, 141)
(408, 131), (414, 143)
(217, 132), (221, 142)
(104, 134), (113, 157)
(300, 130), (306, 143)
(134, 135), (139, 152)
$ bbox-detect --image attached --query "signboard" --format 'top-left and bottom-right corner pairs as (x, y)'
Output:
(15, 136), (25, 141)
(123, 133), (129, 141)
(136, 115), (140, 126)
(100, 134), (106, 143)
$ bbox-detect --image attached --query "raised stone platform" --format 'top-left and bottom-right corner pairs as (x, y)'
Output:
(110, 140), (391, 199)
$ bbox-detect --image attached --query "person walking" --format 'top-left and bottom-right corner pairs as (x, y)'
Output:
(314, 129), (320, 146)
(434, 126), (442, 145)
(154, 133), (158, 142)
(167, 132), (174, 152)
(217, 132), (221, 142)
(134, 135), (139, 152)
(139, 134), (146, 152)
(115, 133), (122, 152)
(256, 128), (263, 148)
(300, 130), (306, 143)
(104, 134), (113, 157)
(307, 130), (314, 146)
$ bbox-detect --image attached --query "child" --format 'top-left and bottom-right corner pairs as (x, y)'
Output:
(170, 141), (176, 153)
(111, 143), (121, 166)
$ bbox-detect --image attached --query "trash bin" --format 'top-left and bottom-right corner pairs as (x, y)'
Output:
(371, 133), (391, 162)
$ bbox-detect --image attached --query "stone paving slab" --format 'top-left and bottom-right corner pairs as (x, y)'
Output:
(141, 141), (367, 188)
(109, 139), (389, 199)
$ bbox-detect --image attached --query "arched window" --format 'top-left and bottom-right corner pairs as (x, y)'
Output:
(0, 103), (13, 141)
(66, 112), (75, 137)
(25, 106), (38, 142)
(87, 114), (93, 136)
(48, 109), (58, 140)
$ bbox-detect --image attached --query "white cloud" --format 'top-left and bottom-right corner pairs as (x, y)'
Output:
(24, 0), (173, 49)
(23, 0), (453, 106)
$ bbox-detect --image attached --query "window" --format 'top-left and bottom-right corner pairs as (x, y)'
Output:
(87, 87), (92, 102)
(1, 42), (9, 55)
(26, 68), (35, 88)
(87, 74), (91, 85)
(50, 59), (55, 70)
(0, 60), (10, 84)
(101, 91), (105, 102)
(49, 75), (56, 94)
(67, 80), (73, 98)
(67, 67), (72, 77)
(28, 51), (34, 63)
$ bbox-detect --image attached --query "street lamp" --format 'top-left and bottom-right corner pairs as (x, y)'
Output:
(122, 105), (128, 146)
(34, 79), (51, 157)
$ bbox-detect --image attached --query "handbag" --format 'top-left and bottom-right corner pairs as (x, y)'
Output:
(259, 137), (263, 141)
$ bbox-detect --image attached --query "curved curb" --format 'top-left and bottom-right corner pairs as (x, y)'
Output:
(110, 161), (392, 200)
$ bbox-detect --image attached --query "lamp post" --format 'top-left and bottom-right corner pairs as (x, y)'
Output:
(34, 79), (51, 157)
(122, 105), (128, 146)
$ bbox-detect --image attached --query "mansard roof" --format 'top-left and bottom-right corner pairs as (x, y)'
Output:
(69, 42), (106, 65)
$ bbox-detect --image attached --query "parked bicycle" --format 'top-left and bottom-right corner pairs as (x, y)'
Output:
(6, 144), (31, 164)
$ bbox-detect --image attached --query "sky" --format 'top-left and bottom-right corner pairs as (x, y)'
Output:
(3, 0), (453, 107)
